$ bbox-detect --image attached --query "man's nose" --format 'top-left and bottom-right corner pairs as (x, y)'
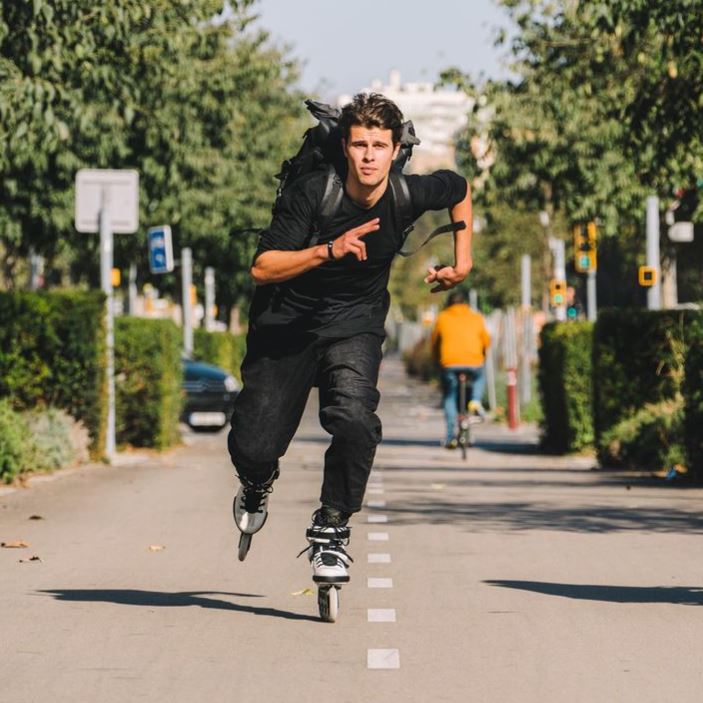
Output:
(362, 146), (374, 160)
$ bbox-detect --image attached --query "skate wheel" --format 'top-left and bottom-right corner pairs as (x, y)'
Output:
(318, 585), (339, 623)
(238, 532), (252, 561)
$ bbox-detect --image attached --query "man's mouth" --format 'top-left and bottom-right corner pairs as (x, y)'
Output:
(361, 168), (375, 175)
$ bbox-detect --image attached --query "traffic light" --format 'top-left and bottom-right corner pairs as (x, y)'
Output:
(549, 279), (567, 306)
(638, 266), (657, 287)
(573, 222), (597, 273)
(111, 268), (121, 287)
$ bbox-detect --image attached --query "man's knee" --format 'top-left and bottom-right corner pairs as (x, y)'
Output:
(319, 402), (382, 446)
(227, 428), (279, 482)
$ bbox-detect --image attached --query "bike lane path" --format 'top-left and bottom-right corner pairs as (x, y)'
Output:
(1, 355), (702, 702)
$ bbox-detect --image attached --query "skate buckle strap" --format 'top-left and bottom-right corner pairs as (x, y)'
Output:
(305, 525), (350, 542)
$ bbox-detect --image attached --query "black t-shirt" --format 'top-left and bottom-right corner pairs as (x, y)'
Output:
(248, 169), (467, 340)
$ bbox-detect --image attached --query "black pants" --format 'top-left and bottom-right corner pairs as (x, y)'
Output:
(227, 332), (383, 514)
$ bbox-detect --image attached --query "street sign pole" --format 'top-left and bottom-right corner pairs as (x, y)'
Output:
(99, 195), (116, 459)
(549, 238), (567, 321)
(75, 168), (138, 462)
(646, 195), (661, 310)
(182, 247), (193, 357)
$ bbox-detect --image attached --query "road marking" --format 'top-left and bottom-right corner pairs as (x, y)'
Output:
(367, 649), (400, 669)
(367, 553), (391, 564)
(368, 487), (384, 495)
(367, 532), (389, 541)
(367, 515), (388, 524)
(368, 608), (396, 623)
(368, 577), (393, 589)
(367, 500), (386, 508)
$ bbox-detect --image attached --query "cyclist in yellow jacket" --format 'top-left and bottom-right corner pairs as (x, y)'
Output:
(431, 290), (491, 448)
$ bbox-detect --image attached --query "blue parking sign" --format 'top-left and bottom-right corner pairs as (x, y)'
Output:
(148, 225), (174, 274)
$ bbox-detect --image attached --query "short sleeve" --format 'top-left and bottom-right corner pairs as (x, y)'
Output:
(254, 174), (323, 258)
(406, 170), (467, 220)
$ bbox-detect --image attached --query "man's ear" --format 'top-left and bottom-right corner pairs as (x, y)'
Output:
(392, 142), (401, 159)
(341, 138), (348, 157)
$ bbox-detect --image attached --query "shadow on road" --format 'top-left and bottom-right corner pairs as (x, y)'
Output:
(39, 589), (320, 623)
(381, 499), (703, 534)
(485, 580), (703, 605)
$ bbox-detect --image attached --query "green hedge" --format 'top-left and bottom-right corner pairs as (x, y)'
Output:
(193, 328), (246, 380)
(538, 321), (594, 453)
(0, 291), (106, 453)
(592, 309), (699, 466)
(115, 317), (182, 449)
(684, 319), (703, 482)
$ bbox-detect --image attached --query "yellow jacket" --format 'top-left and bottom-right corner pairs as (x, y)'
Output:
(431, 303), (491, 367)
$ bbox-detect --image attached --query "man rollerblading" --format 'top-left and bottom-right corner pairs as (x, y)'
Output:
(228, 92), (473, 621)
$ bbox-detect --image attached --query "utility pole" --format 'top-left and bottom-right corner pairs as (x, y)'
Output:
(181, 247), (193, 357)
(520, 255), (532, 406)
(204, 266), (215, 331)
(646, 195), (661, 310)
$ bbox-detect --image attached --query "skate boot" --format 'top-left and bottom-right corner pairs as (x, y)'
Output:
(233, 468), (278, 561)
(298, 507), (353, 622)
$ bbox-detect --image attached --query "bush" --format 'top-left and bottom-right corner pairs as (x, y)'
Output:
(600, 397), (686, 471)
(115, 317), (183, 449)
(0, 400), (36, 483)
(403, 335), (437, 381)
(537, 321), (594, 453)
(592, 309), (700, 465)
(684, 319), (703, 482)
(193, 329), (246, 380)
(0, 291), (106, 454)
(25, 408), (90, 471)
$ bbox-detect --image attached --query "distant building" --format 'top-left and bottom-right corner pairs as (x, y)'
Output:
(337, 70), (474, 173)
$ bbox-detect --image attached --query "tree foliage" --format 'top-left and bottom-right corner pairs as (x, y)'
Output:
(0, 0), (308, 316)
(442, 0), (703, 307)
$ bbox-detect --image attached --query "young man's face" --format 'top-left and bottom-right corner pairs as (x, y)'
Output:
(343, 125), (401, 189)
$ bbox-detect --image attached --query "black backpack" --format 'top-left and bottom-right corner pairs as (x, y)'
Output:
(273, 100), (421, 247)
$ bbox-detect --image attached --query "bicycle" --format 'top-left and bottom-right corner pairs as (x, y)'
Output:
(453, 369), (484, 460)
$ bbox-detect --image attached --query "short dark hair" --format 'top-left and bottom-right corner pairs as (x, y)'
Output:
(339, 93), (404, 144)
(447, 290), (468, 307)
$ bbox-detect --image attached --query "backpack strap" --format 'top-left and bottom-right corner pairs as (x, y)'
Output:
(388, 170), (415, 242)
(307, 165), (343, 247)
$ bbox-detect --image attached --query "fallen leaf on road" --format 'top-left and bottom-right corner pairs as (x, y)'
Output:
(1, 540), (29, 548)
(291, 588), (314, 596)
(19, 555), (42, 563)
(148, 544), (166, 552)
(29, 515), (44, 520)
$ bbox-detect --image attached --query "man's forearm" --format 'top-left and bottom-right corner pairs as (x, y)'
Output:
(251, 245), (328, 285)
(450, 181), (473, 275)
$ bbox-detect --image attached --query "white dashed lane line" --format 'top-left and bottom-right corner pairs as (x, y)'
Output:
(367, 500), (387, 508)
(367, 553), (391, 563)
(367, 608), (396, 623)
(367, 487), (385, 495)
(367, 531), (389, 541)
(367, 649), (400, 669)
(367, 577), (393, 589)
(367, 514), (389, 523)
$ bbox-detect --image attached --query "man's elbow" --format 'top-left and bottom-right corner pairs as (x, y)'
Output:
(250, 260), (266, 285)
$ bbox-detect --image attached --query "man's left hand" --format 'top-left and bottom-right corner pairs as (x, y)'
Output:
(424, 264), (471, 293)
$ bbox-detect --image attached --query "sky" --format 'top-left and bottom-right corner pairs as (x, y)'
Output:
(250, 0), (514, 99)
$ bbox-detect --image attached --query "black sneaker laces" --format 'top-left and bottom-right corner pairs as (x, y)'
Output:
(240, 481), (274, 514)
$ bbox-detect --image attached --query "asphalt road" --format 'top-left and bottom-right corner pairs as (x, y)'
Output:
(1, 356), (702, 702)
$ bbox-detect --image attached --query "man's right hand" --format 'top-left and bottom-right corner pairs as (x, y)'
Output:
(330, 218), (380, 262)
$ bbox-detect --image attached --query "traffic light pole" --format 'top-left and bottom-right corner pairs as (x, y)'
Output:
(646, 195), (662, 310)
(550, 237), (567, 321)
(587, 270), (597, 322)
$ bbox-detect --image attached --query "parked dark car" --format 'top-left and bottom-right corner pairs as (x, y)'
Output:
(181, 358), (240, 431)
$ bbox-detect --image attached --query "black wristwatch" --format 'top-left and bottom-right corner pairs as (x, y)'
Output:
(327, 240), (335, 260)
